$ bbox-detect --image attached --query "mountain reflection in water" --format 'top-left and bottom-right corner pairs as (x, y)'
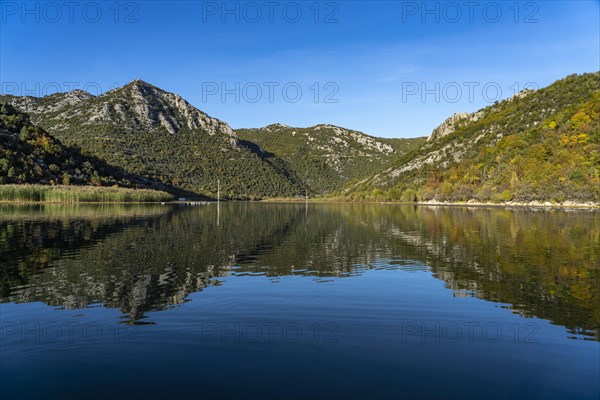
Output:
(1, 203), (598, 339)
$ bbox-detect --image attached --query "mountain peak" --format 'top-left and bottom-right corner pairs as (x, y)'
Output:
(68, 88), (94, 97)
(84, 80), (236, 136)
(263, 123), (289, 129)
(126, 79), (154, 88)
(3, 80), (236, 138)
(312, 123), (346, 131)
(116, 79), (162, 97)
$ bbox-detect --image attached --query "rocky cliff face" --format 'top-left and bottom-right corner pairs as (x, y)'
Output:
(427, 111), (484, 142)
(95, 80), (236, 136)
(426, 89), (536, 143)
(4, 79), (236, 139)
(310, 124), (395, 154)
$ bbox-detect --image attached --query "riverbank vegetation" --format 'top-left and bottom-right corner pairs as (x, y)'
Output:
(0, 185), (173, 204)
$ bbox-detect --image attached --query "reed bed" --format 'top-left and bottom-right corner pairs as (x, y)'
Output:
(0, 203), (170, 222)
(0, 185), (173, 204)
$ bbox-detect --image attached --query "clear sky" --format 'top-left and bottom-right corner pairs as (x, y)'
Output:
(1, 1), (599, 138)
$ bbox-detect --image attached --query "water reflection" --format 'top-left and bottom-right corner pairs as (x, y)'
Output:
(1, 203), (598, 338)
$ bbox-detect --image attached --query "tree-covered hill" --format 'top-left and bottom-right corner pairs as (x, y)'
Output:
(342, 72), (600, 203)
(2, 80), (305, 199)
(0, 103), (148, 188)
(237, 124), (426, 194)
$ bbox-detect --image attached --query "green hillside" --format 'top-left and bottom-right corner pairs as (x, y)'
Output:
(237, 124), (425, 194)
(0, 103), (131, 187)
(342, 72), (600, 203)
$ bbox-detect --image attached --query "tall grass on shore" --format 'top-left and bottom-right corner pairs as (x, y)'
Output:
(0, 203), (170, 222)
(0, 185), (173, 203)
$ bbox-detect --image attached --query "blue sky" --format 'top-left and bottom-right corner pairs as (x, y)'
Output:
(1, 0), (599, 137)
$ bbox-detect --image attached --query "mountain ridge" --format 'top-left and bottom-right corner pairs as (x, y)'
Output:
(2, 72), (598, 202)
(1, 80), (304, 199)
(236, 123), (426, 193)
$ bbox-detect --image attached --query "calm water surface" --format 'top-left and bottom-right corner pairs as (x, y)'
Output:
(1, 203), (599, 399)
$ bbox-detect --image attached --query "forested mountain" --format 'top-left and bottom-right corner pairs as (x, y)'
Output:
(343, 72), (600, 203)
(2, 72), (599, 203)
(237, 124), (425, 194)
(1, 80), (305, 199)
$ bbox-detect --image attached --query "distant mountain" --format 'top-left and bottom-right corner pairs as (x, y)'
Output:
(237, 124), (425, 194)
(344, 72), (600, 203)
(1, 80), (304, 199)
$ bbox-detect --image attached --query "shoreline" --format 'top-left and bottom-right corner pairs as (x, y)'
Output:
(2, 199), (598, 209)
(259, 198), (600, 209)
(1, 188), (597, 209)
(415, 201), (599, 209)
